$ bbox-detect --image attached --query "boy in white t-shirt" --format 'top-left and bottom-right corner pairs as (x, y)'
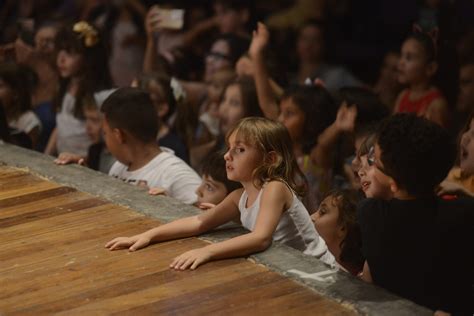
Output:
(101, 87), (201, 204)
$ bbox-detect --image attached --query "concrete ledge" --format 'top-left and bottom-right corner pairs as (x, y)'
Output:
(0, 143), (432, 315)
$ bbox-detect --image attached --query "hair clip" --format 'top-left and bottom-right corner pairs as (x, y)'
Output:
(73, 21), (99, 47)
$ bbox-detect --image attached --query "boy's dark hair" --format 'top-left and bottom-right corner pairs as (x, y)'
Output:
(101, 87), (158, 143)
(337, 87), (390, 137)
(377, 114), (455, 197)
(201, 150), (241, 193)
(325, 189), (364, 273)
(282, 85), (337, 153)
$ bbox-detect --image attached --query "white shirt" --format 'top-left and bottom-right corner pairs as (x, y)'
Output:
(9, 111), (41, 134)
(108, 147), (201, 204)
(56, 89), (115, 156)
(239, 186), (335, 266)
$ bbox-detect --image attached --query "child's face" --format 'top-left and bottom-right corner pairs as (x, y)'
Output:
(357, 149), (393, 199)
(205, 40), (232, 82)
(0, 79), (13, 107)
(214, 4), (246, 34)
(311, 195), (344, 246)
(460, 118), (474, 174)
(195, 174), (228, 205)
(34, 26), (56, 55)
(224, 132), (263, 183)
(219, 84), (244, 134)
(397, 38), (432, 85)
(57, 49), (83, 79)
(85, 107), (103, 144)
(297, 25), (323, 63)
(278, 97), (305, 143)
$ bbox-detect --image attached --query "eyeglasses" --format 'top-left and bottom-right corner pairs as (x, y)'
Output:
(367, 146), (386, 174)
(206, 51), (231, 61)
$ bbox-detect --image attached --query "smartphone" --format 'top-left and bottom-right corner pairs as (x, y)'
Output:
(156, 8), (184, 30)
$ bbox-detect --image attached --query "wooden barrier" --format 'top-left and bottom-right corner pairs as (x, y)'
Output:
(0, 166), (356, 315)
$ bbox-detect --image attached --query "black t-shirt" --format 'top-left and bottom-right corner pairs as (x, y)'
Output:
(358, 197), (474, 314)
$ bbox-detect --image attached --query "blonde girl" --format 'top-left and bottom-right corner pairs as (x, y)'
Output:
(106, 117), (334, 269)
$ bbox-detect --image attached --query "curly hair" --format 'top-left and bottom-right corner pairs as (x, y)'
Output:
(325, 190), (364, 273)
(226, 117), (307, 196)
(376, 113), (455, 197)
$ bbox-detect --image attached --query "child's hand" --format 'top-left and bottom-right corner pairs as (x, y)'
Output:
(54, 152), (85, 165)
(170, 247), (212, 270)
(105, 234), (151, 251)
(249, 22), (269, 58)
(436, 180), (469, 197)
(145, 5), (163, 36)
(198, 202), (216, 210)
(335, 103), (357, 133)
(148, 187), (168, 196)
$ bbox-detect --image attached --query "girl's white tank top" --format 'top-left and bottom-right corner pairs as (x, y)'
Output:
(238, 186), (335, 266)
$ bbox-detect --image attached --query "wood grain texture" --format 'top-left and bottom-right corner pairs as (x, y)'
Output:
(0, 166), (356, 315)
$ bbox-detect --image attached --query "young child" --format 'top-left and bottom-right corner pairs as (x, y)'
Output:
(358, 113), (473, 314)
(45, 21), (114, 158)
(106, 117), (335, 269)
(394, 30), (450, 128)
(54, 102), (115, 174)
(356, 137), (393, 200)
(136, 72), (189, 162)
(190, 75), (262, 168)
(438, 111), (474, 197)
(311, 190), (363, 275)
(102, 87), (201, 205)
(196, 150), (242, 210)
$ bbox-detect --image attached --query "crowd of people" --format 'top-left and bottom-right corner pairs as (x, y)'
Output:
(0, 1), (473, 314)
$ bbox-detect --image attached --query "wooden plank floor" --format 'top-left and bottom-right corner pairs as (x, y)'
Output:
(0, 166), (356, 315)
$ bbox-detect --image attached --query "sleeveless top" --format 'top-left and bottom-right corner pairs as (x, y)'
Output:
(397, 89), (442, 115)
(238, 186), (335, 266)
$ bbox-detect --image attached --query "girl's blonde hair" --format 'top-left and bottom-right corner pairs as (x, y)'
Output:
(226, 117), (307, 196)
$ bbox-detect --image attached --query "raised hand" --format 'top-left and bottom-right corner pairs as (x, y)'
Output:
(169, 247), (212, 270)
(105, 234), (151, 251)
(249, 22), (270, 59)
(145, 5), (162, 37)
(335, 102), (357, 133)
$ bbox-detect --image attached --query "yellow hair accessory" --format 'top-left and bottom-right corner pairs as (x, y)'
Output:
(73, 21), (98, 47)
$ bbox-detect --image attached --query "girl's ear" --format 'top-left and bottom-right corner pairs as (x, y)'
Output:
(266, 151), (279, 164)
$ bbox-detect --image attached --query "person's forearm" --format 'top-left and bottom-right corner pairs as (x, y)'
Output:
(144, 215), (207, 243)
(44, 127), (57, 156)
(205, 231), (271, 260)
(253, 53), (279, 120)
(143, 34), (157, 73)
(181, 17), (217, 48)
(310, 122), (342, 168)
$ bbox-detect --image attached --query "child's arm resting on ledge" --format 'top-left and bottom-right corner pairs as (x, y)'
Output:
(170, 182), (290, 270)
(104, 189), (243, 252)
